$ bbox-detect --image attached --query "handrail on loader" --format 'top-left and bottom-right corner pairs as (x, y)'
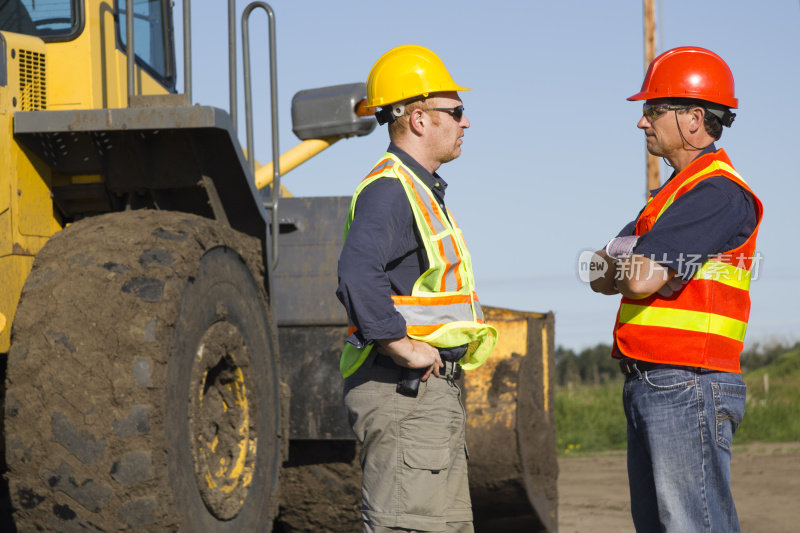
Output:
(171, 1), (376, 268)
(242, 2), (281, 269)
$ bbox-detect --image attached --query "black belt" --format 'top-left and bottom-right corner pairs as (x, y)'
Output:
(373, 353), (462, 380)
(619, 358), (707, 376)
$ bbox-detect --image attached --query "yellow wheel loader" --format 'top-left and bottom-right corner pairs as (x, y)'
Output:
(0, 1), (557, 531)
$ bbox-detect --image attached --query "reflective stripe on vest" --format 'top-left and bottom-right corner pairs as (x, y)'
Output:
(340, 153), (497, 377)
(619, 305), (748, 342)
(614, 149), (763, 373)
(391, 293), (485, 330)
(395, 165), (465, 293)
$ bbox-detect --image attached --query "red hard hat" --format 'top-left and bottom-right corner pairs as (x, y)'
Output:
(628, 46), (738, 108)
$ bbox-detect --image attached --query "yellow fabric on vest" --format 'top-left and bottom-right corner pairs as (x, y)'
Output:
(340, 153), (497, 377)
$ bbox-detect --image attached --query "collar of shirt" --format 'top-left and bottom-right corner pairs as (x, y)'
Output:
(388, 143), (448, 204)
(649, 143), (717, 198)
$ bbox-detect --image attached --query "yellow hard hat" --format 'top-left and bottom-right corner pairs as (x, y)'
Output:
(365, 45), (470, 108)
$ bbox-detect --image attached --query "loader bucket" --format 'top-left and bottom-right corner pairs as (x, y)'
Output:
(465, 306), (558, 532)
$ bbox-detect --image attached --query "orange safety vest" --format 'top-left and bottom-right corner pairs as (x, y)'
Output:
(613, 149), (763, 372)
(339, 153), (497, 378)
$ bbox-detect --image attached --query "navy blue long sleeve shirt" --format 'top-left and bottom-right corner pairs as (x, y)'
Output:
(617, 145), (758, 279)
(336, 144), (450, 348)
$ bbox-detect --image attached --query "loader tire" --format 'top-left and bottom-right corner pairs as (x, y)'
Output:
(4, 211), (281, 532)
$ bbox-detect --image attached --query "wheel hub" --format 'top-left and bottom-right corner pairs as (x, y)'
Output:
(189, 321), (257, 520)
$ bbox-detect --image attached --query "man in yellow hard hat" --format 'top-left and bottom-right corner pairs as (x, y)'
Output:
(337, 45), (496, 532)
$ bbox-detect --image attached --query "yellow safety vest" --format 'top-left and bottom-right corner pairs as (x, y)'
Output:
(340, 153), (497, 378)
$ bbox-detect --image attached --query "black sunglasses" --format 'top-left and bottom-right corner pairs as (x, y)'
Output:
(642, 102), (689, 121)
(424, 105), (465, 121)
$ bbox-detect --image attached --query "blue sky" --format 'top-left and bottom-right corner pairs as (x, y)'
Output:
(180, 1), (800, 351)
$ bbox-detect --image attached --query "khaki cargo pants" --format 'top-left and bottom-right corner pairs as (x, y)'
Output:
(344, 358), (473, 533)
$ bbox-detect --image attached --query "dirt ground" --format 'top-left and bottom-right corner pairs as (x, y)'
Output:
(557, 442), (800, 533)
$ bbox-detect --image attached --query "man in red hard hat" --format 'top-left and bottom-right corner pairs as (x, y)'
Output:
(589, 46), (763, 532)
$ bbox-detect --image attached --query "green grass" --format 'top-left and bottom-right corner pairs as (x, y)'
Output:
(736, 347), (800, 443)
(555, 349), (800, 455)
(555, 379), (627, 454)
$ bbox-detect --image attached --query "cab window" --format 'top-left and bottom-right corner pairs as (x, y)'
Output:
(0, 0), (79, 39)
(116, 0), (174, 89)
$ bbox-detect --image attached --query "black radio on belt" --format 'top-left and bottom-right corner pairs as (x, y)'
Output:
(396, 345), (468, 397)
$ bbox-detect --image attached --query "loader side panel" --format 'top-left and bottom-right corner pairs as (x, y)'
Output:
(272, 196), (352, 440)
(0, 32), (63, 351)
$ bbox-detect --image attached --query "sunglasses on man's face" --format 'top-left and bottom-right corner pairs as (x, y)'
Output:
(642, 102), (688, 122)
(424, 105), (465, 121)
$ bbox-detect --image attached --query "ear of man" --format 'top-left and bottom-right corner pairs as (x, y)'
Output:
(408, 107), (427, 135)
(688, 106), (706, 135)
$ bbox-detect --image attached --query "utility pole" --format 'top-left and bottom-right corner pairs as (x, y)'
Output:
(644, 0), (660, 193)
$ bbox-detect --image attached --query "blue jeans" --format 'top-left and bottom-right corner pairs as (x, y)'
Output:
(623, 365), (746, 532)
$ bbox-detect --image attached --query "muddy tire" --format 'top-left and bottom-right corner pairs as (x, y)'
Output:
(4, 211), (280, 531)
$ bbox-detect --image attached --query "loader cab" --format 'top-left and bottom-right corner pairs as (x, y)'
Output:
(0, 0), (175, 110)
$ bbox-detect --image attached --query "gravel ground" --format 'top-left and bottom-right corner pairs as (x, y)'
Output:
(557, 441), (800, 533)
